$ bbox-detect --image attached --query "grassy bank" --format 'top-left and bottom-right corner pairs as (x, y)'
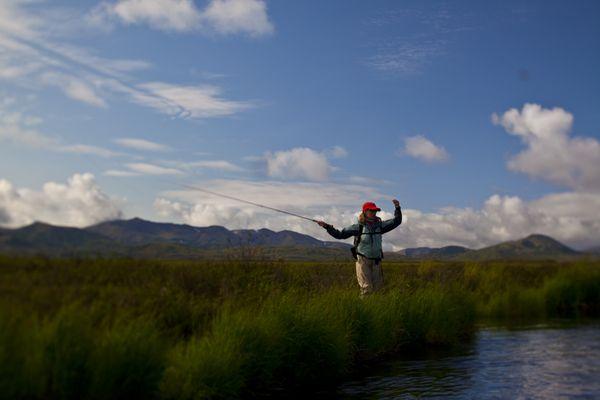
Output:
(1, 256), (599, 399)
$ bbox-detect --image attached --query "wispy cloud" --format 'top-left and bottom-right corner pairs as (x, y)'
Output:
(0, 1), (254, 119)
(0, 98), (121, 157)
(125, 163), (184, 176)
(184, 160), (244, 172)
(114, 137), (171, 152)
(365, 7), (473, 75)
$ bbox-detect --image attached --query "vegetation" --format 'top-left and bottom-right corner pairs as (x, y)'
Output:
(0, 255), (599, 399)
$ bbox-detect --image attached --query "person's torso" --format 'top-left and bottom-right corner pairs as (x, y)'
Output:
(357, 220), (383, 259)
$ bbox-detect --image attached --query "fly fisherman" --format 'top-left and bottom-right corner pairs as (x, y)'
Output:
(316, 200), (402, 296)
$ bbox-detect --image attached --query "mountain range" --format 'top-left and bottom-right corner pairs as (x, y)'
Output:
(0, 218), (597, 261)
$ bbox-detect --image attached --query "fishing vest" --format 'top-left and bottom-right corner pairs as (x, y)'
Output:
(354, 219), (384, 260)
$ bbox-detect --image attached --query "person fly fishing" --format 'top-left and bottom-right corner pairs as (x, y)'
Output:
(316, 199), (402, 296)
(176, 183), (401, 296)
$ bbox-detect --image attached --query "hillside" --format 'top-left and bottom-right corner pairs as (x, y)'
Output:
(0, 220), (595, 261)
(0, 218), (350, 259)
(456, 234), (580, 260)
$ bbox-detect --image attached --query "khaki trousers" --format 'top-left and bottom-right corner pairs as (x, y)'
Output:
(355, 254), (384, 296)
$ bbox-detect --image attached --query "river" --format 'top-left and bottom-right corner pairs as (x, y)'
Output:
(332, 319), (600, 399)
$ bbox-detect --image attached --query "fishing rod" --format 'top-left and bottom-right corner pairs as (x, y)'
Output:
(174, 181), (319, 223)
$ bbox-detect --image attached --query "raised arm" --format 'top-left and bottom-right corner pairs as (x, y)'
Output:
(316, 221), (360, 240)
(380, 199), (402, 234)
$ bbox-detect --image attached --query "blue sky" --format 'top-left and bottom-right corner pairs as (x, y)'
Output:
(1, 0), (599, 250)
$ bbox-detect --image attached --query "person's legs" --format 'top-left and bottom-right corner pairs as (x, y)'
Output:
(372, 261), (384, 292)
(355, 255), (375, 296)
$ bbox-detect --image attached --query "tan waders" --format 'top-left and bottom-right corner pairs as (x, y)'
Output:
(355, 254), (384, 296)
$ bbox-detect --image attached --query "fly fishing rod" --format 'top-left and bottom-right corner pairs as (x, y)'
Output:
(174, 181), (319, 223)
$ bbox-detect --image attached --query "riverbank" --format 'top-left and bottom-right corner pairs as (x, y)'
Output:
(1, 256), (599, 399)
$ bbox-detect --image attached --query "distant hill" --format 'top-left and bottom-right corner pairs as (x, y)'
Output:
(387, 234), (588, 261)
(0, 218), (350, 260)
(584, 245), (600, 255)
(87, 218), (348, 249)
(391, 245), (470, 259)
(455, 234), (580, 261)
(0, 220), (594, 261)
(0, 222), (127, 257)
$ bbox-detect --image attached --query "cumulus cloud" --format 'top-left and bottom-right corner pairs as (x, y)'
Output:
(155, 178), (600, 250)
(263, 147), (334, 182)
(92, 0), (202, 32)
(202, 0), (274, 36)
(0, 173), (123, 228)
(89, 0), (274, 36)
(402, 135), (449, 163)
(384, 191), (600, 251)
(492, 103), (600, 191)
(114, 137), (170, 151)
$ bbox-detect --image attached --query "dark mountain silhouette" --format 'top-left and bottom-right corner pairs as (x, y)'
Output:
(455, 234), (580, 260)
(0, 218), (349, 259)
(0, 220), (593, 261)
(584, 245), (600, 255)
(389, 234), (588, 261)
(87, 218), (348, 249)
(394, 245), (470, 258)
(0, 222), (126, 257)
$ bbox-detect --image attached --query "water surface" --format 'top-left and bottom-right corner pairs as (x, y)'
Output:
(335, 320), (600, 399)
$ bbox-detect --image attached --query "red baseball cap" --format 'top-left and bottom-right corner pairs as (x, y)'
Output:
(362, 201), (381, 212)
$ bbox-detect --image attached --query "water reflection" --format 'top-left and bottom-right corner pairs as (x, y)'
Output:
(335, 320), (600, 399)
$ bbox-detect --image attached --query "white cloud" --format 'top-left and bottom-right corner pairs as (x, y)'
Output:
(0, 1), (253, 119)
(114, 137), (170, 151)
(126, 162), (184, 175)
(0, 173), (123, 228)
(384, 191), (600, 251)
(493, 103), (600, 191)
(104, 169), (141, 177)
(202, 0), (274, 37)
(59, 144), (121, 158)
(402, 134), (449, 163)
(154, 178), (386, 238)
(131, 82), (252, 118)
(90, 0), (274, 36)
(155, 178), (600, 250)
(365, 8), (471, 75)
(329, 145), (348, 159)
(96, 0), (201, 32)
(185, 160), (243, 172)
(0, 107), (57, 148)
(0, 100), (121, 157)
(39, 72), (107, 108)
(264, 147), (334, 182)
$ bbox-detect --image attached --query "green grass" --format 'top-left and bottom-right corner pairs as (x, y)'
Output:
(0, 256), (599, 399)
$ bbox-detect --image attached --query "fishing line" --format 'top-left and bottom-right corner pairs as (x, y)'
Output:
(82, 155), (319, 224)
(171, 180), (319, 223)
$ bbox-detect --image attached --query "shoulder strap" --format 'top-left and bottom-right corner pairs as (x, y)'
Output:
(354, 223), (364, 247)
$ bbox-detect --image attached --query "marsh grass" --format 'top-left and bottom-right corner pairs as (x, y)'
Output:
(0, 256), (598, 399)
